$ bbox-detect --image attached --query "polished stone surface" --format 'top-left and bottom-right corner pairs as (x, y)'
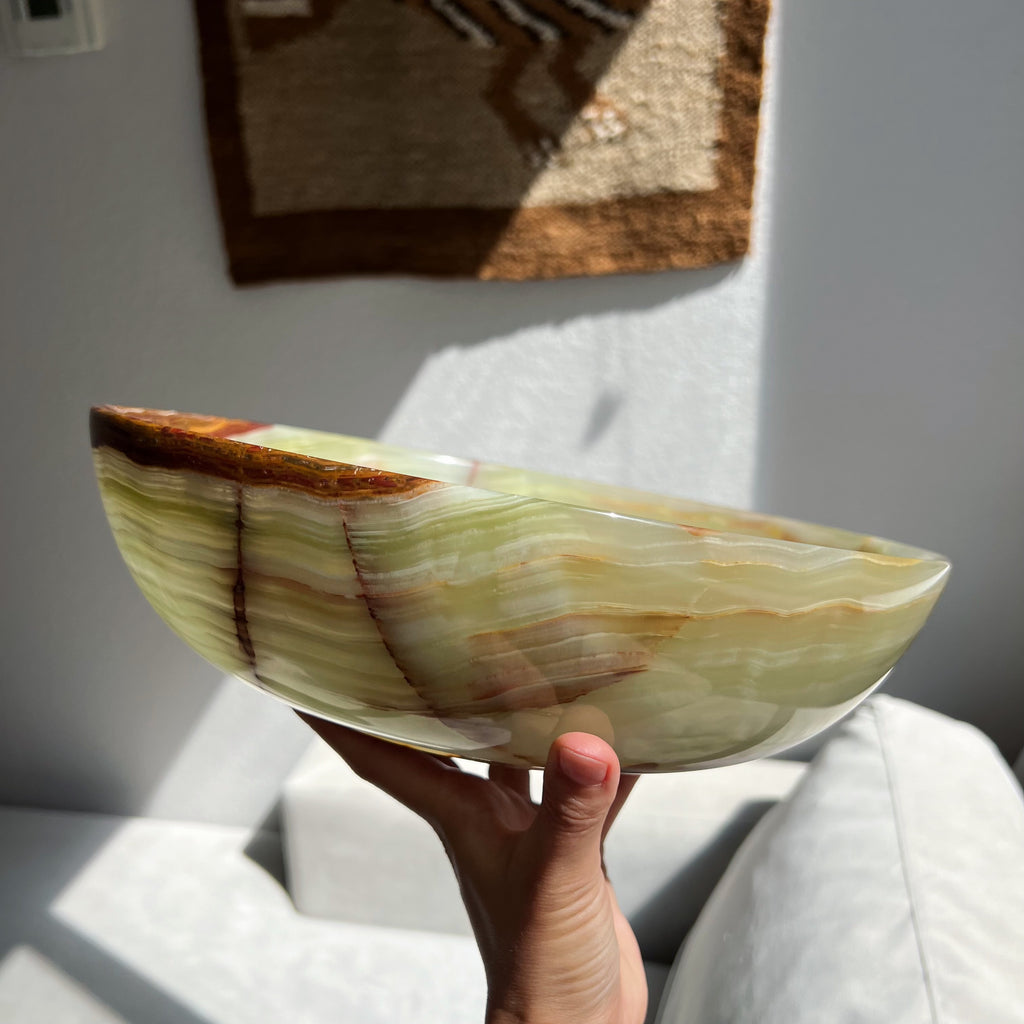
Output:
(91, 406), (950, 770)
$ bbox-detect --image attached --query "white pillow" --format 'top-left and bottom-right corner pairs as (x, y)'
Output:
(655, 696), (1024, 1024)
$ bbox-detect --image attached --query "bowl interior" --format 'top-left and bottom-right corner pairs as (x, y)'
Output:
(226, 421), (941, 562)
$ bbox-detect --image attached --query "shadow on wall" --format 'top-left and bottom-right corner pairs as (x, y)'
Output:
(579, 388), (627, 449)
(249, 260), (739, 445)
(323, 260), (738, 349)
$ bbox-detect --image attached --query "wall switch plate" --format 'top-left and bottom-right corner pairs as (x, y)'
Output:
(1, 0), (105, 57)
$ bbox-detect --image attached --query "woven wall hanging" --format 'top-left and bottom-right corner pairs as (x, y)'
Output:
(194, 0), (770, 283)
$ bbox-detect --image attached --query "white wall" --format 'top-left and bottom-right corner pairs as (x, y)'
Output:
(0, 0), (1019, 825)
(755, 0), (1024, 759)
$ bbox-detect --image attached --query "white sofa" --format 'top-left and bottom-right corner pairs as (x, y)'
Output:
(2, 696), (1022, 1023)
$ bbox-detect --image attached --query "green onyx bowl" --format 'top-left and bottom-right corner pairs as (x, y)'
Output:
(91, 405), (950, 771)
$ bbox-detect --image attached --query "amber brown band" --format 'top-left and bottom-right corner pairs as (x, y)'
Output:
(90, 406), (431, 497)
(193, 0), (770, 283)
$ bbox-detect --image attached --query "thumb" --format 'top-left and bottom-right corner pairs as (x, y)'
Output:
(533, 732), (620, 880)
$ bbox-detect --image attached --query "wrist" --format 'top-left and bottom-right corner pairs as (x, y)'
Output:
(485, 992), (596, 1024)
(485, 1006), (546, 1024)
(485, 990), (549, 1024)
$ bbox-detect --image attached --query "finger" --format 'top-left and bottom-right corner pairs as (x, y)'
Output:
(602, 772), (639, 842)
(489, 762), (533, 803)
(298, 712), (484, 830)
(531, 732), (620, 879)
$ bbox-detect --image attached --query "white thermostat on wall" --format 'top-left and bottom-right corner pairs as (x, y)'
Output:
(0, 0), (104, 57)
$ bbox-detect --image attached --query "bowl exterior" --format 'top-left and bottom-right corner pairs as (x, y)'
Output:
(91, 407), (950, 771)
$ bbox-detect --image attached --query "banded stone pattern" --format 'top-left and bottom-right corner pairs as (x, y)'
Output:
(91, 407), (950, 770)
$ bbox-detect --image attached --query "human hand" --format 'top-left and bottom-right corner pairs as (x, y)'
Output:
(300, 716), (646, 1024)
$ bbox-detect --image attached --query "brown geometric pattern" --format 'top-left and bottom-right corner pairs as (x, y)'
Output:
(194, 0), (770, 282)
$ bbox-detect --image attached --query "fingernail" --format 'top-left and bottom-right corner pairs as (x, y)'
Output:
(559, 746), (609, 787)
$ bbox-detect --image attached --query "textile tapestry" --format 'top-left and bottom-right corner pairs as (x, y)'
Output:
(194, 0), (770, 282)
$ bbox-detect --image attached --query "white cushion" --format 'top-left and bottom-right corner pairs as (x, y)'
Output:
(0, 806), (487, 1024)
(656, 696), (1024, 1024)
(604, 757), (805, 963)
